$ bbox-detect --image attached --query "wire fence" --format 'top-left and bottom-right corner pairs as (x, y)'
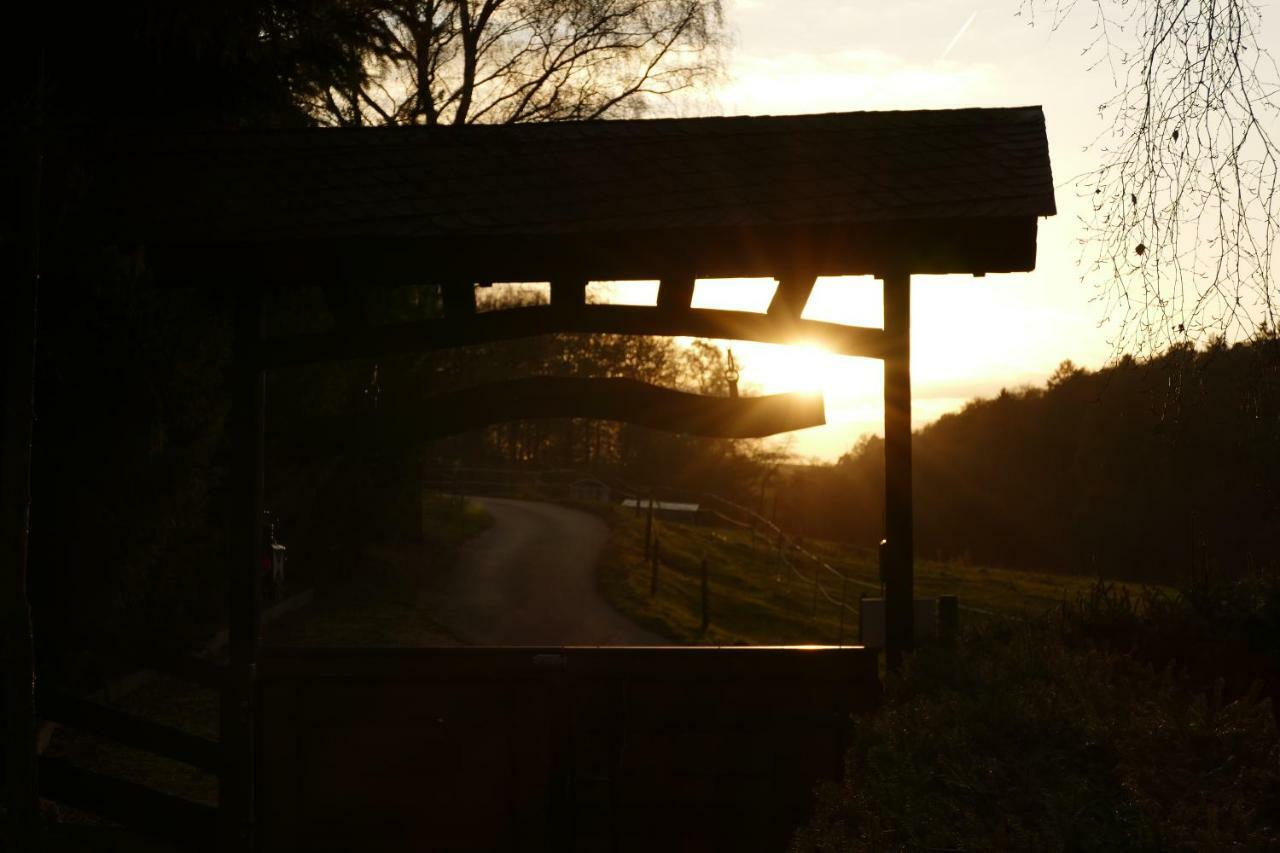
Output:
(423, 465), (997, 630)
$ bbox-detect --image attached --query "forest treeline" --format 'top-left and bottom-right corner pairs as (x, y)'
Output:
(778, 334), (1280, 584)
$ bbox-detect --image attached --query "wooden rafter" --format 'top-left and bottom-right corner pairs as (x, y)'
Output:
(767, 275), (816, 319)
(656, 276), (696, 313)
(440, 281), (476, 316)
(550, 278), (587, 309)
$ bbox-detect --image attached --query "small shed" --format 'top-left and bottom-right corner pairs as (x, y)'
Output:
(568, 478), (611, 504)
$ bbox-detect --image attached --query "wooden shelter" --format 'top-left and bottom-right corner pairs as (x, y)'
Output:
(4, 106), (1054, 850)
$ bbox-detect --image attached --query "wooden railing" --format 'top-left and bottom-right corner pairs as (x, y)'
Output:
(36, 661), (224, 852)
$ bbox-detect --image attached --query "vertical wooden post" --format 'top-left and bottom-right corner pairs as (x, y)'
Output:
(882, 271), (914, 670)
(440, 281), (476, 317)
(837, 571), (850, 645)
(699, 558), (710, 632)
(643, 494), (654, 560)
(2, 108), (42, 845)
(811, 558), (821, 617)
(938, 595), (960, 647)
(656, 275), (695, 314)
(550, 278), (587, 311)
(220, 289), (265, 853)
(649, 537), (660, 596)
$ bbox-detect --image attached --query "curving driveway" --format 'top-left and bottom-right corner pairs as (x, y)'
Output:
(430, 497), (665, 645)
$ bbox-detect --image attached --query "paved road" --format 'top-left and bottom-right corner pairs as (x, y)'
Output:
(430, 497), (665, 645)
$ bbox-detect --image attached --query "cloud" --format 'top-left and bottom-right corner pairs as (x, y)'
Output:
(715, 49), (998, 116)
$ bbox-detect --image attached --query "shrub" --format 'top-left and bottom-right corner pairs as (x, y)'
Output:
(795, 585), (1280, 852)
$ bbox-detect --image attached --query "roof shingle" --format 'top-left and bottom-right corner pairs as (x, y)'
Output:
(94, 106), (1055, 246)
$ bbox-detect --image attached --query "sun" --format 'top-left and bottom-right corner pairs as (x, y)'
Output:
(689, 277), (887, 430)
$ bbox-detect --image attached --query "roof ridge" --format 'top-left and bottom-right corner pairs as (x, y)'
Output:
(100, 105), (1047, 140)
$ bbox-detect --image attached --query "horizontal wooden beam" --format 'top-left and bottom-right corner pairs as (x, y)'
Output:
(260, 304), (887, 369)
(39, 690), (221, 772)
(144, 655), (227, 690)
(39, 756), (218, 850)
(109, 217), (1041, 288)
(377, 377), (825, 443)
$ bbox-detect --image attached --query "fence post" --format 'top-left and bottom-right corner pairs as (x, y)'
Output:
(649, 536), (660, 596)
(700, 558), (710, 632)
(643, 493), (654, 559)
(938, 595), (960, 647)
(811, 556), (821, 617)
(837, 571), (849, 645)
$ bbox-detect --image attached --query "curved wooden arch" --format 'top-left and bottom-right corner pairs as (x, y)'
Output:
(377, 376), (825, 443)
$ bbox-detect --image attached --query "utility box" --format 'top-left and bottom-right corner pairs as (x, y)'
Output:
(859, 597), (947, 648)
(268, 543), (287, 595)
(262, 511), (287, 601)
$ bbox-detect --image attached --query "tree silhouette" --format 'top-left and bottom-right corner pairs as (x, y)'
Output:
(1025, 0), (1279, 355)
(312, 0), (726, 126)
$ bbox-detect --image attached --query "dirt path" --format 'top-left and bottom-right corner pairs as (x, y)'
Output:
(430, 497), (665, 645)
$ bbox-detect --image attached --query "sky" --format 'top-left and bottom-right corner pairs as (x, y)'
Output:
(628, 0), (1278, 461)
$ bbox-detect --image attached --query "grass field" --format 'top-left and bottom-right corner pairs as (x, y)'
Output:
(596, 506), (1163, 645)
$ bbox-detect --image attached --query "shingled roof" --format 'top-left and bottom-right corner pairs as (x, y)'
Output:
(79, 106), (1055, 283)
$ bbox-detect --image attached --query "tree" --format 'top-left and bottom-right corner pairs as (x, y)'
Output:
(4, 1), (387, 683)
(1025, 0), (1278, 356)
(311, 0), (725, 126)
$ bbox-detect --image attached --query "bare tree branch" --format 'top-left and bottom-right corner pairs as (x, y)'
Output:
(1025, 0), (1280, 356)
(305, 0), (724, 128)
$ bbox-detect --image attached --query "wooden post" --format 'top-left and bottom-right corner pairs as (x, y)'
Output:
(882, 272), (914, 669)
(550, 278), (587, 311)
(220, 290), (265, 853)
(811, 558), (821, 617)
(938, 595), (960, 647)
(440, 281), (476, 317)
(700, 558), (710, 632)
(656, 275), (695, 314)
(837, 571), (850, 645)
(649, 536), (660, 596)
(644, 493), (654, 560)
(2, 108), (42, 845)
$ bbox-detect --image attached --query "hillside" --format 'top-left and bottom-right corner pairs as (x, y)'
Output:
(776, 334), (1280, 584)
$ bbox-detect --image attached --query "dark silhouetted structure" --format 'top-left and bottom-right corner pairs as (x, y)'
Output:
(5, 107), (1054, 850)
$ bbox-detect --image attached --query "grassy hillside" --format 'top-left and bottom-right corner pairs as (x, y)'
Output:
(596, 507), (1161, 645)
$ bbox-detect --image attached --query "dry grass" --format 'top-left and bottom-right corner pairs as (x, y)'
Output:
(597, 507), (1164, 645)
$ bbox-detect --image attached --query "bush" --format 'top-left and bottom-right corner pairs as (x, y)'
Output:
(795, 583), (1280, 852)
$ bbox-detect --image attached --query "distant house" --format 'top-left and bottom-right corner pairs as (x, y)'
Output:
(569, 478), (611, 504)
